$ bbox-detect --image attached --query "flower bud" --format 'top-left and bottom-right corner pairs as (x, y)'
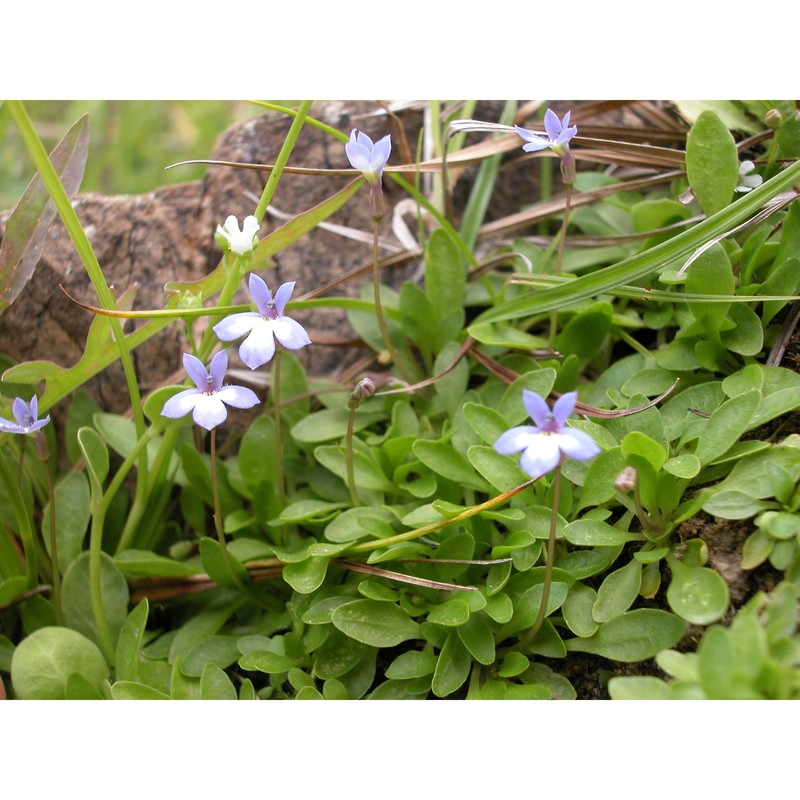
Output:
(614, 466), (638, 493)
(765, 108), (783, 129)
(347, 377), (376, 410)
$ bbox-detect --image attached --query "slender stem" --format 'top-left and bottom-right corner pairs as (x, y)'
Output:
(515, 467), (562, 651)
(107, 425), (162, 553)
(43, 459), (63, 625)
(200, 101), (313, 361)
(345, 406), (359, 506)
(272, 347), (285, 513)
(210, 429), (243, 587)
(371, 217), (410, 381)
(548, 185), (573, 344)
(253, 100), (313, 224)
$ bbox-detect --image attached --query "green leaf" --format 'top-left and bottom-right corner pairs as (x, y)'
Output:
(239, 650), (296, 674)
(608, 676), (672, 700)
(463, 403), (510, 445)
(313, 629), (368, 680)
(200, 663), (237, 700)
(425, 228), (466, 330)
(686, 110), (739, 217)
(111, 681), (171, 700)
(413, 440), (489, 492)
(115, 599), (149, 683)
(431, 630), (471, 698)
(427, 598), (471, 627)
(556, 301), (612, 363)
(564, 519), (643, 547)
(282, 557), (329, 594)
(237, 416), (277, 492)
(565, 609), (685, 662)
(386, 649), (437, 680)
(0, 115), (88, 313)
(667, 560), (729, 626)
(457, 613), (495, 665)
(468, 444), (527, 492)
(694, 390), (760, 466)
(77, 426), (109, 489)
(61, 551), (130, 653)
(11, 626), (109, 700)
(315, 444), (394, 492)
(331, 599), (420, 647)
(291, 408), (384, 444)
(562, 582), (599, 638)
(182, 635), (243, 677)
(685, 243), (734, 338)
(168, 600), (242, 664)
(114, 549), (200, 578)
(592, 559), (642, 623)
(41, 471), (90, 572)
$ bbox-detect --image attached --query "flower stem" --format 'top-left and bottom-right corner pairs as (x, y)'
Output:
(272, 347), (286, 513)
(210, 429), (245, 590)
(345, 405), (359, 506)
(515, 466), (562, 651)
(548, 185), (573, 345)
(371, 217), (409, 381)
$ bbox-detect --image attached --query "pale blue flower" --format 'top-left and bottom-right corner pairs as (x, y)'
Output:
(216, 215), (260, 256)
(345, 129), (391, 186)
(0, 396), (50, 435)
(161, 350), (259, 430)
(213, 274), (311, 370)
(494, 391), (600, 478)
(515, 109), (578, 184)
(515, 109), (577, 156)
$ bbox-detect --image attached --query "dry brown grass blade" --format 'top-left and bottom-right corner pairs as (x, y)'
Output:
(478, 170), (683, 240)
(331, 559), (477, 591)
(469, 344), (679, 417)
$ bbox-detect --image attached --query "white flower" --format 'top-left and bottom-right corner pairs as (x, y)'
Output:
(216, 215), (260, 256)
(735, 161), (763, 193)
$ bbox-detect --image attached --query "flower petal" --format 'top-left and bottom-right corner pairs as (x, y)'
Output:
(12, 397), (30, 427)
(370, 134), (391, 174)
(272, 316), (311, 350)
(543, 108), (561, 141)
(522, 391), (551, 428)
(248, 273), (273, 315)
(208, 350), (228, 390)
(238, 321), (276, 369)
(217, 385), (260, 409)
(213, 312), (260, 342)
(191, 395), (228, 430)
(494, 425), (538, 455)
(519, 436), (562, 478)
(557, 428), (601, 461)
(551, 392), (578, 427)
(161, 388), (201, 420)
(273, 281), (296, 316)
(241, 215), (260, 241)
(345, 141), (372, 173)
(182, 353), (208, 391)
